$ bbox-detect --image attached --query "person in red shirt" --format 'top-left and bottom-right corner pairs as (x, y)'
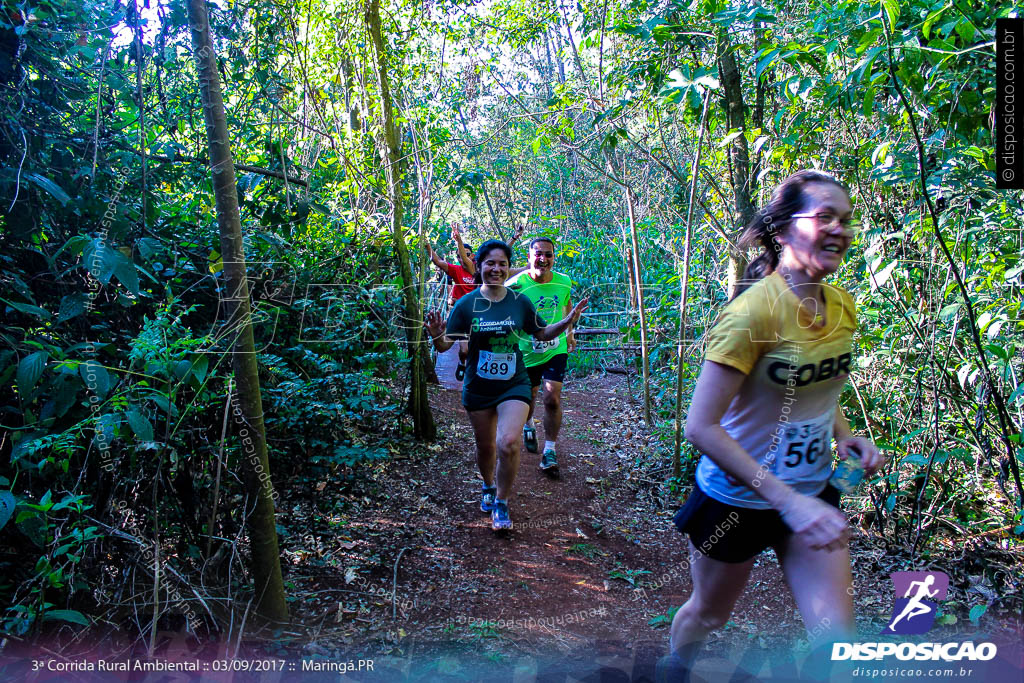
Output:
(427, 224), (478, 388)
(427, 224), (478, 305)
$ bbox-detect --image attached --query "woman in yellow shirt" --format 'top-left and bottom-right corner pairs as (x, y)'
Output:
(663, 170), (885, 681)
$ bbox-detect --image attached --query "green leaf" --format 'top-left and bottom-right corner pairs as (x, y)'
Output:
(57, 294), (88, 323)
(1, 298), (51, 320)
(880, 0), (899, 32)
(984, 344), (1009, 361)
(83, 240), (118, 285)
(41, 609), (89, 626)
(190, 355), (209, 384)
(173, 359), (192, 380)
(755, 48), (781, 81)
(0, 491), (15, 531)
(136, 237), (162, 260)
(863, 85), (875, 117)
(968, 604), (987, 623)
(79, 361), (111, 399)
(938, 303), (961, 321)
(112, 253), (140, 296)
(25, 173), (72, 205)
(922, 6), (947, 39)
(125, 409), (154, 442)
(17, 351), (48, 397)
(16, 511), (47, 547)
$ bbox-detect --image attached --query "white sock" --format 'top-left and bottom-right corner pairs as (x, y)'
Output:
(544, 440), (556, 452)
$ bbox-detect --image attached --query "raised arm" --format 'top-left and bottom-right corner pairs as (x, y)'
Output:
(452, 224), (476, 275)
(424, 310), (455, 352)
(426, 241), (451, 275)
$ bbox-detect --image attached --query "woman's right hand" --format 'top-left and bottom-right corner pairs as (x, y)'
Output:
(777, 492), (850, 552)
(424, 310), (445, 340)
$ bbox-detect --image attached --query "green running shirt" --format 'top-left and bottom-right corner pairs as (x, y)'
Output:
(505, 270), (573, 367)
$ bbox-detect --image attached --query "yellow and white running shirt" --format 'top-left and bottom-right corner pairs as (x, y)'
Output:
(694, 272), (857, 509)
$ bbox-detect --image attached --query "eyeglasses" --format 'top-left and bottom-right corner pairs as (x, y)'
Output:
(531, 251), (554, 258)
(791, 211), (860, 234)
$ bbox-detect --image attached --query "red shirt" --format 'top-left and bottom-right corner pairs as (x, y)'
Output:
(446, 263), (477, 302)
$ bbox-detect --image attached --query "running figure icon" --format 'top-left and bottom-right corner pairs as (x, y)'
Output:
(882, 570), (950, 635)
(887, 575), (939, 632)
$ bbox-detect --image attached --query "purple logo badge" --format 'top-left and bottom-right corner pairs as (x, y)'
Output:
(882, 571), (950, 635)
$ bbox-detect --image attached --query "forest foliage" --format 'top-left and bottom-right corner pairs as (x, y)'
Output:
(0, 0), (1020, 639)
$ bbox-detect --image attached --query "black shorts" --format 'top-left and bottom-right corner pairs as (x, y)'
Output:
(672, 483), (842, 563)
(526, 353), (568, 388)
(463, 383), (532, 412)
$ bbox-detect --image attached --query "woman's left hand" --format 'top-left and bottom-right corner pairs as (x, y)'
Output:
(836, 436), (883, 475)
(568, 297), (589, 325)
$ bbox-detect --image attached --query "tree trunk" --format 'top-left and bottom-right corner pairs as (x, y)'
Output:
(624, 187), (652, 426)
(365, 0), (436, 440)
(673, 93), (712, 480)
(185, 0), (288, 625)
(718, 32), (753, 296)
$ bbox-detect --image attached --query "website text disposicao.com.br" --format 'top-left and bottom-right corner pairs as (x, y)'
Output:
(848, 665), (978, 678)
(833, 641), (997, 679)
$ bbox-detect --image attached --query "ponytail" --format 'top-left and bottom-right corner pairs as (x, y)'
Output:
(732, 170), (848, 298)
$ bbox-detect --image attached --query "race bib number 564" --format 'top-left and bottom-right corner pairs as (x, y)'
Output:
(477, 351), (516, 380)
(774, 408), (834, 480)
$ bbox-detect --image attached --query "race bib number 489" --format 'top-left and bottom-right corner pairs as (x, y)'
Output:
(775, 408), (834, 479)
(477, 351), (516, 380)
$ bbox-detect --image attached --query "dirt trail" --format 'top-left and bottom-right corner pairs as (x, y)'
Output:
(285, 374), (841, 679)
(283, 374), (1019, 680)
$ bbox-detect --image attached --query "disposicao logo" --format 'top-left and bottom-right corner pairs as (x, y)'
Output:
(831, 570), (998, 663)
(882, 570), (949, 635)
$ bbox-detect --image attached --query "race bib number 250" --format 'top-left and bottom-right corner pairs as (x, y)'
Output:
(531, 338), (559, 353)
(477, 351), (516, 380)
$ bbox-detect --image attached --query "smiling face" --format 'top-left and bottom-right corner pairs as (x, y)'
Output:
(777, 182), (854, 280)
(528, 240), (555, 276)
(480, 247), (509, 284)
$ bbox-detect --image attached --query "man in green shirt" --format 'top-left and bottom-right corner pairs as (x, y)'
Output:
(506, 237), (576, 472)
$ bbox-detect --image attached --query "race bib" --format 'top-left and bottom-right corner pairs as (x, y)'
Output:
(773, 408), (834, 480)
(477, 351), (516, 380)
(531, 338), (559, 354)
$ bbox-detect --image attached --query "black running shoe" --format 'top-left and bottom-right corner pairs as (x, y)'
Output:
(655, 653), (691, 683)
(523, 425), (538, 453)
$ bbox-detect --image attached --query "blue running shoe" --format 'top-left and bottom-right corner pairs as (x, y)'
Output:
(491, 500), (512, 532)
(480, 485), (497, 513)
(523, 425), (539, 453)
(539, 448), (558, 472)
